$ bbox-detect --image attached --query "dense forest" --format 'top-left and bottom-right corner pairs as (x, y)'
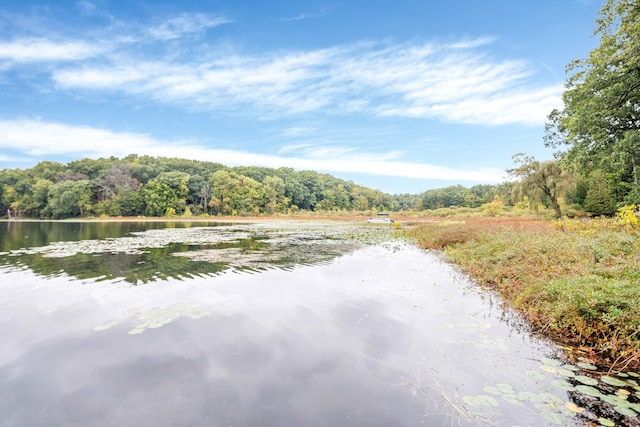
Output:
(0, 155), (405, 218)
(0, 154), (521, 219)
(0, 150), (632, 220)
(0, 154), (522, 219)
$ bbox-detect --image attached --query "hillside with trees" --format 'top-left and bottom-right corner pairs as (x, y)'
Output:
(0, 155), (401, 218)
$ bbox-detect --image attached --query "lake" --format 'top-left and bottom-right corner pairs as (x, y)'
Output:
(0, 220), (638, 426)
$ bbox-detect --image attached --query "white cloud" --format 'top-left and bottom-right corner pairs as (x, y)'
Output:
(0, 119), (504, 183)
(0, 38), (100, 62)
(47, 36), (560, 126)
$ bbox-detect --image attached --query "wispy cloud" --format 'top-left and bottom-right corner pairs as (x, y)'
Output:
(43, 34), (561, 125)
(145, 13), (230, 40)
(0, 7), (561, 126)
(280, 6), (332, 22)
(0, 119), (504, 182)
(0, 38), (100, 63)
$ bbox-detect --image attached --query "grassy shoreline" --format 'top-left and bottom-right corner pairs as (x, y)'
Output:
(404, 217), (640, 372)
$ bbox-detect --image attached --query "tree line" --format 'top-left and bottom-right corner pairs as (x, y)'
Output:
(0, 148), (629, 220)
(0, 155), (402, 218)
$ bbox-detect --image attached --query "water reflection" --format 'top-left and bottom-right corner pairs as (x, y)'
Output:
(0, 221), (638, 426)
(0, 221), (369, 284)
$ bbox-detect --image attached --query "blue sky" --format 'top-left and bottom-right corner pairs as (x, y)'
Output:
(0, 0), (602, 194)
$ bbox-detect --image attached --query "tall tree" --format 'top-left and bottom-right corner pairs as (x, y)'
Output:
(508, 154), (569, 218)
(546, 0), (640, 200)
(584, 170), (617, 216)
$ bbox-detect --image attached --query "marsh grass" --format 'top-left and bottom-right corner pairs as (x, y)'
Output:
(406, 217), (640, 371)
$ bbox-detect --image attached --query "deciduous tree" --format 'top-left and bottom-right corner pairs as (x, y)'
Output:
(546, 0), (640, 201)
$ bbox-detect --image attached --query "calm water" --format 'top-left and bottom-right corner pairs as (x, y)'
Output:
(0, 221), (638, 426)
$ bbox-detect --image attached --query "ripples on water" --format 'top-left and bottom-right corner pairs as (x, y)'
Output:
(0, 221), (638, 426)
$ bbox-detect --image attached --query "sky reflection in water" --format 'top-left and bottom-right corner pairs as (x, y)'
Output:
(0, 221), (633, 426)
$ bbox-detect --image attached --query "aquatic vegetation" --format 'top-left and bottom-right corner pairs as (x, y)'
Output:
(0, 221), (401, 283)
(456, 354), (640, 426)
(405, 217), (640, 373)
(92, 303), (212, 334)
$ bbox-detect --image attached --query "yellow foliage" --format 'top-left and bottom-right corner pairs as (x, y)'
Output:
(616, 204), (639, 228)
(482, 199), (504, 216)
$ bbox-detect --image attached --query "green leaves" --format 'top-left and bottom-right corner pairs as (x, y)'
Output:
(552, 0), (640, 197)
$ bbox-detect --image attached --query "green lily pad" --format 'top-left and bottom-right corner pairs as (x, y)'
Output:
(462, 395), (500, 407)
(539, 410), (566, 425)
(597, 418), (615, 426)
(502, 393), (525, 405)
(577, 362), (598, 370)
(541, 357), (562, 367)
(482, 385), (503, 395)
(575, 375), (599, 386)
(600, 375), (627, 387)
(496, 383), (516, 394)
(562, 364), (580, 372)
(523, 369), (546, 380)
(600, 394), (629, 407)
(551, 379), (576, 391)
(557, 369), (576, 378)
(613, 405), (638, 417)
(534, 403), (551, 411)
(92, 320), (121, 332)
(575, 385), (603, 397)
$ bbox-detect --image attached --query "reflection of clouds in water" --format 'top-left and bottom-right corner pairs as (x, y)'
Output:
(2, 239), (612, 425)
(0, 310), (432, 426)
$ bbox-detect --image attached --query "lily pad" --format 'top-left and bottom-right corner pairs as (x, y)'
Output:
(600, 375), (627, 387)
(574, 375), (599, 386)
(539, 410), (566, 425)
(600, 394), (629, 407)
(502, 393), (525, 405)
(613, 405), (638, 417)
(523, 369), (546, 380)
(597, 418), (615, 426)
(541, 357), (562, 367)
(482, 385), (502, 396)
(462, 395), (500, 407)
(496, 383), (516, 394)
(561, 364), (580, 372)
(538, 392), (564, 405)
(550, 379), (576, 391)
(576, 362), (598, 370)
(557, 368), (576, 378)
(92, 320), (120, 331)
(575, 385), (603, 397)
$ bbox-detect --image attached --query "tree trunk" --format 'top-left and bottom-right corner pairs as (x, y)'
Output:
(550, 196), (562, 218)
